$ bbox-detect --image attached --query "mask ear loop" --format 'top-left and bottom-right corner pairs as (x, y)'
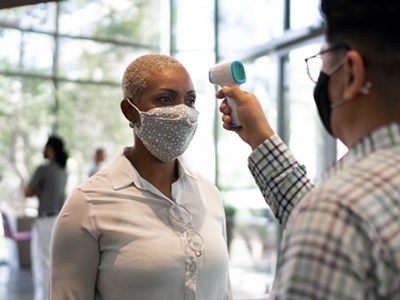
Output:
(332, 81), (373, 109)
(330, 98), (348, 109)
(125, 98), (142, 128)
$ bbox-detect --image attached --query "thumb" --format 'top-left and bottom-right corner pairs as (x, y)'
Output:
(220, 86), (243, 103)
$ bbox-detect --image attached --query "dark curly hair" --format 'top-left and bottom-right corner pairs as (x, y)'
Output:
(46, 135), (68, 169)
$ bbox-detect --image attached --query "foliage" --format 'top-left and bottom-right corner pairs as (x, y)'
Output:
(56, 81), (131, 183)
(0, 0), (162, 205)
(224, 203), (237, 217)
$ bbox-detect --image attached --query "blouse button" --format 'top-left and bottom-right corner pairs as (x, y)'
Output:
(190, 264), (197, 272)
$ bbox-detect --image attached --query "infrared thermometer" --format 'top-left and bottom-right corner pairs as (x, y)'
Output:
(209, 61), (246, 128)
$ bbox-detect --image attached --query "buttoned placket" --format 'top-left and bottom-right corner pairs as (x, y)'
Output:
(140, 175), (201, 299)
(111, 152), (210, 299)
(171, 179), (199, 299)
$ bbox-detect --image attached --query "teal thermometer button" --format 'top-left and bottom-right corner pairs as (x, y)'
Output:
(231, 61), (246, 84)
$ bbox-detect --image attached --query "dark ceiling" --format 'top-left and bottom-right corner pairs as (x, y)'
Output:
(0, 0), (62, 9)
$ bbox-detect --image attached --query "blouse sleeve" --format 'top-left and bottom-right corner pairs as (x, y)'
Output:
(49, 188), (100, 300)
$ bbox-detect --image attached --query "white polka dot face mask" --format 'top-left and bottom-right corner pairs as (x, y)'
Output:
(127, 99), (199, 162)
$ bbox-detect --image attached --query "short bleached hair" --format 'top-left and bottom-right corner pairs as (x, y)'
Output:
(122, 54), (184, 100)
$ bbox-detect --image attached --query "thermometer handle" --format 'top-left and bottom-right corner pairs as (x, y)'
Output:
(226, 96), (241, 128)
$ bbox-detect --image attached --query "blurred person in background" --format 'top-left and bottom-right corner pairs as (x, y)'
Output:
(50, 54), (232, 300)
(88, 148), (106, 177)
(24, 135), (68, 300)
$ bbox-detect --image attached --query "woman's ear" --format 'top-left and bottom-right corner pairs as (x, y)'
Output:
(342, 50), (369, 100)
(120, 98), (140, 125)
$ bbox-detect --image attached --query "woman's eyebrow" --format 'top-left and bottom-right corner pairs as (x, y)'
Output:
(157, 88), (178, 94)
(158, 88), (196, 96)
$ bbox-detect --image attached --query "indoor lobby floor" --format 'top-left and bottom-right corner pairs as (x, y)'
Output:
(0, 262), (33, 300)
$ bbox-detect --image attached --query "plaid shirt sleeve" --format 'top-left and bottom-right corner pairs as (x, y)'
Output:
(248, 135), (314, 227)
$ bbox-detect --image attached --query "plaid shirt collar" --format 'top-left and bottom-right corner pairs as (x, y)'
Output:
(323, 122), (400, 181)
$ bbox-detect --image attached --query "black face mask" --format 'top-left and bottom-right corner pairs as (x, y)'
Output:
(313, 71), (333, 135)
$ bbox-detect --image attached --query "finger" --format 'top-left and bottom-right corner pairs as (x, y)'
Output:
(223, 122), (234, 131)
(219, 100), (231, 114)
(221, 115), (235, 130)
(216, 89), (225, 99)
(220, 86), (239, 98)
(223, 121), (242, 132)
(222, 114), (231, 124)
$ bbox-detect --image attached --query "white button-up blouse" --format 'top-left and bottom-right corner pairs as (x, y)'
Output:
(50, 149), (232, 300)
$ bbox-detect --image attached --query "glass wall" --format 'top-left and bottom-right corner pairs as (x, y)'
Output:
(172, 0), (216, 182)
(285, 43), (326, 182)
(218, 0), (284, 60)
(290, 0), (322, 29)
(0, 0), (164, 199)
(0, 0), (336, 298)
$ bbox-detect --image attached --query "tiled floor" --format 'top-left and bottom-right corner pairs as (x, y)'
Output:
(0, 263), (33, 300)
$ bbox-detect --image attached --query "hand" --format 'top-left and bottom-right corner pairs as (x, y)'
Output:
(216, 86), (275, 150)
(24, 186), (40, 198)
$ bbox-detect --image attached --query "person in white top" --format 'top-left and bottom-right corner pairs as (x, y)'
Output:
(49, 54), (232, 300)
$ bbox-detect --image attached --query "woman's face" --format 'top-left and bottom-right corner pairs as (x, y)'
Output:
(136, 67), (196, 111)
(43, 145), (55, 160)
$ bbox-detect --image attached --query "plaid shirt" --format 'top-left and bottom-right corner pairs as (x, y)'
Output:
(248, 123), (400, 299)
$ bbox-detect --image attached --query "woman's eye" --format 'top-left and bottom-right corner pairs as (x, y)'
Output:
(185, 98), (196, 107)
(159, 96), (172, 103)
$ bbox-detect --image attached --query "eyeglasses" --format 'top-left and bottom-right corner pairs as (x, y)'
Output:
(305, 43), (351, 83)
(168, 203), (204, 257)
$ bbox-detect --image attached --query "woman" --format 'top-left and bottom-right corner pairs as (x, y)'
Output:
(25, 135), (68, 300)
(50, 54), (232, 300)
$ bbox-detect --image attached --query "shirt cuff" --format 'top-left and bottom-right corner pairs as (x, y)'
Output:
(248, 135), (298, 184)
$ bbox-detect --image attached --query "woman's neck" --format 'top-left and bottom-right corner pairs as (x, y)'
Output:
(125, 145), (178, 199)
